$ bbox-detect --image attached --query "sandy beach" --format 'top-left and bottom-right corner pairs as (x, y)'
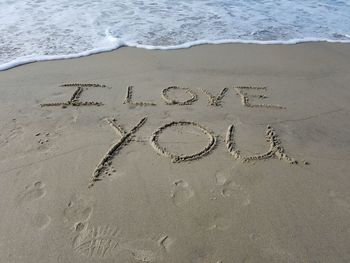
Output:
(0, 43), (350, 262)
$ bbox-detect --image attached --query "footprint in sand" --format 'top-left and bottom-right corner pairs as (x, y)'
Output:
(212, 171), (250, 206)
(16, 181), (51, 229)
(30, 213), (51, 229)
(125, 235), (174, 262)
(16, 181), (46, 206)
(72, 223), (123, 259)
(215, 172), (228, 186)
(35, 132), (56, 152)
(171, 180), (194, 207)
(63, 194), (93, 224)
(222, 182), (250, 206)
(0, 119), (24, 146)
(208, 216), (232, 231)
(126, 239), (160, 262)
(72, 222), (173, 262)
(3, 126), (24, 145)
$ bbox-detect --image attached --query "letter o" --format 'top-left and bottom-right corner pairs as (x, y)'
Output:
(161, 86), (198, 105)
(150, 121), (216, 162)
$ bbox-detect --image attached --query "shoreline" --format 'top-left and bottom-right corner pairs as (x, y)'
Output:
(2, 39), (350, 72)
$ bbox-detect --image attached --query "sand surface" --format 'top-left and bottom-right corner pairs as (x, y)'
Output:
(0, 43), (350, 262)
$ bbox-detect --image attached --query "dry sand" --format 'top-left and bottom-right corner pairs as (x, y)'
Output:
(0, 43), (350, 262)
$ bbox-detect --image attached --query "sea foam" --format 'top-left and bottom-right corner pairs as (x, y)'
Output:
(1, 0), (350, 71)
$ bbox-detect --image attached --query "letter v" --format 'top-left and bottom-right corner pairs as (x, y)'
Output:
(200, 87), (229, 106)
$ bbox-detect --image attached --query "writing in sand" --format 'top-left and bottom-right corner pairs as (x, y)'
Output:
(40, 83), (307, 188)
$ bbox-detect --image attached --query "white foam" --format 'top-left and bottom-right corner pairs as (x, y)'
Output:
(0, 34), (125, 71)
(1, 37), (350, 72)
(1, 0), (350, 71)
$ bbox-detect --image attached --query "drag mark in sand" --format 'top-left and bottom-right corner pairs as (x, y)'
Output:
(150, 121), (216, 163)
(200, 87), (229, 106)
(234, 86), (285, 109)
(161, 86), (198, 105)
(40, 83), (105, 108)
(89, 117), (147, 187)
(124, 86), (157, 106)
(225, 124), (297, 164)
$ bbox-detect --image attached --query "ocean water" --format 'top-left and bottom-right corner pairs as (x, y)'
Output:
(1, 0), (350, 70)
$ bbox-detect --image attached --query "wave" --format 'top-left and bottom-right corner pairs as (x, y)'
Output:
(1, 36), (350, 72)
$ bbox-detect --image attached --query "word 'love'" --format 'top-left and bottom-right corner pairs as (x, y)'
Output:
(40, 83), (285, 109)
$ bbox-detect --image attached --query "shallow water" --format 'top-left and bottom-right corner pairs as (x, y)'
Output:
(1, 0), (350, 70)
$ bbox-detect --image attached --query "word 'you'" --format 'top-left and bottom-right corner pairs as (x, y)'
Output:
(89, 117), (297, 188)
